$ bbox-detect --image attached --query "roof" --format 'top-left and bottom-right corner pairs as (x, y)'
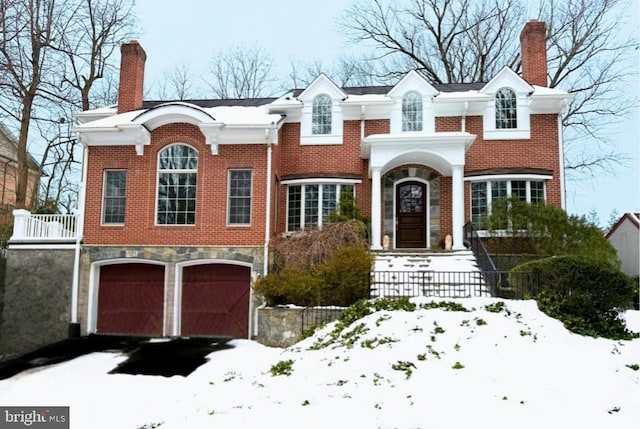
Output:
(0, 123), (40, 170)
(142, 98), (278, 109)
(291, 82), (487, 98)
(606, 213), (640, 238)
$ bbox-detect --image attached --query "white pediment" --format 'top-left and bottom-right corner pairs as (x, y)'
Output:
(387, 70), (439, 99)
(481, 67), (534, 95)
(297, 73), (346, 101)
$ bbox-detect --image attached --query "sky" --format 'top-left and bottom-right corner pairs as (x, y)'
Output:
(131, 0), (640, 226)
(0, 297), (638, 428)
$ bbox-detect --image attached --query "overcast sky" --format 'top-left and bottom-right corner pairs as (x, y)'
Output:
(131, 0), (639, 225)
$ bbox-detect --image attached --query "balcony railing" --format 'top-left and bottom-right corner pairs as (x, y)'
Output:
(10, 209), (79, 243)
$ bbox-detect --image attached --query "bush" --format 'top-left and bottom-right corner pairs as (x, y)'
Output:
(253, 269), (320, 306)
(484, 199), (619, 267)
(515, 256), (638, 339)
(315, 245), (374, 306)
(255, 245), (373, 307)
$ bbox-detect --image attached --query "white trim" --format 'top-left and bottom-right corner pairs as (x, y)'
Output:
(87, 259), (168, 335)
(101, 169), (127, 226)
(226, 169), (253, 227)
(464, 173), (553, 182)
(393, 178), (431, 249)
(284, 182), (357, 232)
(173, 259), (254, 338)
(155, 143), (199, 226)
(280, 178), (362, 185)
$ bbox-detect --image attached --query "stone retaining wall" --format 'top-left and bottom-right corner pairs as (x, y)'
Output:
(0, 249), (75, 360)
(256, 307), (344, 348)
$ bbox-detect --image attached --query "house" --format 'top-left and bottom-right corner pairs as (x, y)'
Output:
(606, 213), (640, 277)
(4, 20), (572, 344)
(0, 124), (40, 210)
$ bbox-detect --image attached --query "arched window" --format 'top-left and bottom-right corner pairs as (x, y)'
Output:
(157, 144), (198, 225)
(495, 88), (517, 129)
(402, 91), (423, 131)
(312, 94), (332, 135)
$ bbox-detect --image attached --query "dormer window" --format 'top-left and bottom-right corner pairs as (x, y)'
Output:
(495, 88), (517, 129)
(312, 94), (332, 135)
(402, 92), (423, 132)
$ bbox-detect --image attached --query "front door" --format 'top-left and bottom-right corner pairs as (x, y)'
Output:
(396, 181), (427, 248)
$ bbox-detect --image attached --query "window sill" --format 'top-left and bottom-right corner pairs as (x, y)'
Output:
(483, 129), (530, 140)
(300, 134), (343, 145)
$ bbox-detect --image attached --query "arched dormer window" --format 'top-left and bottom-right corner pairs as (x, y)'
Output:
(495, 88), (517, 129)
(157, 144), (198, 225)
(402, 91), (423, 131)
(312, 94), (332, 135)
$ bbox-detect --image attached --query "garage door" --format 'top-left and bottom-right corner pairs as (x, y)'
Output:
(181, 264), (250, 338)
(97, 263), (165, 336)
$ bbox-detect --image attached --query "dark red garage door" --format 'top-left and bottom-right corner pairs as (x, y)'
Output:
(97, 263), (165, 336)
(181, 264), (250, 338)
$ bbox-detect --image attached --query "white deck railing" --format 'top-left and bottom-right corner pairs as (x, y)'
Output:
(10, 209), (79, 242)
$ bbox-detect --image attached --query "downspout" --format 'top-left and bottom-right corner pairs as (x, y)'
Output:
(461, 101), (469, 132)
(360, 105), (366, 140)
(558, 99), (568, 210)
(69, 142), (88, 337)
(256, 126), (274, 339)
(263, 127), (273, 277)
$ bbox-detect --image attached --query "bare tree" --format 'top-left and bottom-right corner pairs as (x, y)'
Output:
(205, 44), (277, 98)
(0, 0), (135, 212)
(157, 63), (199, 100)
(55, 0), (135, 111)
(0, 0), (59, 209)
(339, 0), (637, 177)
(288, 55), (378, 89)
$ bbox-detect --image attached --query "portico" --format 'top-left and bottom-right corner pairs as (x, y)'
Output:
(361, 132), (476, 250)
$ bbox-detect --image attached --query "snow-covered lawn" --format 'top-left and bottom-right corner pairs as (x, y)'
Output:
(0, 298), (638, 429)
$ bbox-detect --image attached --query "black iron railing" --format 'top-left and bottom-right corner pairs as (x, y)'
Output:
(370, 270), (490, 298)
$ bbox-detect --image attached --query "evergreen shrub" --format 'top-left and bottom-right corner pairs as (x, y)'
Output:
(513, 255), (638, 339)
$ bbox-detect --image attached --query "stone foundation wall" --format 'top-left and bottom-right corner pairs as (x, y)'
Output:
(0, 249), (75, 360)
(256, 307), (344, 348)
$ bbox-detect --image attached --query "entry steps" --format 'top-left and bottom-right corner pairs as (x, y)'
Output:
(371, 250), (491, 298)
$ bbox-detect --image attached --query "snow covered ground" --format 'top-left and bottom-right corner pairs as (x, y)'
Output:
(0, 297), (638, 429)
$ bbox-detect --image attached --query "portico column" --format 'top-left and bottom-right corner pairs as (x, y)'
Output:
(370, 167), (382, 250)
(451, 164), (465, 250)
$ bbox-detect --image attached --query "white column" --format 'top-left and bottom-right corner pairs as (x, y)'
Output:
(370, 167), (382, 250)
(451, 165), (465, 250)
(10, 209), (30, 240)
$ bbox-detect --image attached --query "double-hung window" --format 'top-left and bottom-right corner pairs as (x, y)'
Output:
(157, 144), (198, 225)
(228, 170), (252, 225)
(102, 170), (127, 224)
(287, 183), (355, 232)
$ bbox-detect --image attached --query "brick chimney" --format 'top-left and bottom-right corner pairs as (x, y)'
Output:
(520, 20), (547, 87)
(117, 41), (146, 114)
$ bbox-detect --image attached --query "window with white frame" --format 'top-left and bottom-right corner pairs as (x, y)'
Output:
(312, 94), (332, 135)
(287, 183), (355, 231)
(402, 91), (423, 131)
(470, 179), (546, 224)
(228, 169), (252, 225)
(495, 88), (517, 129)
(157, 144), (198, 225)
(102, 170), (127, 224)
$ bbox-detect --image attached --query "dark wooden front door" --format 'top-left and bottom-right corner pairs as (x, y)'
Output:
(181, 264), (250, 338)
(396, 181), (427, 248)
(97, 263), (165, 336)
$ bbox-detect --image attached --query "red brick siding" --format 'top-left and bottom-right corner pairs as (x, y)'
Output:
(84, 123), (267, 246)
